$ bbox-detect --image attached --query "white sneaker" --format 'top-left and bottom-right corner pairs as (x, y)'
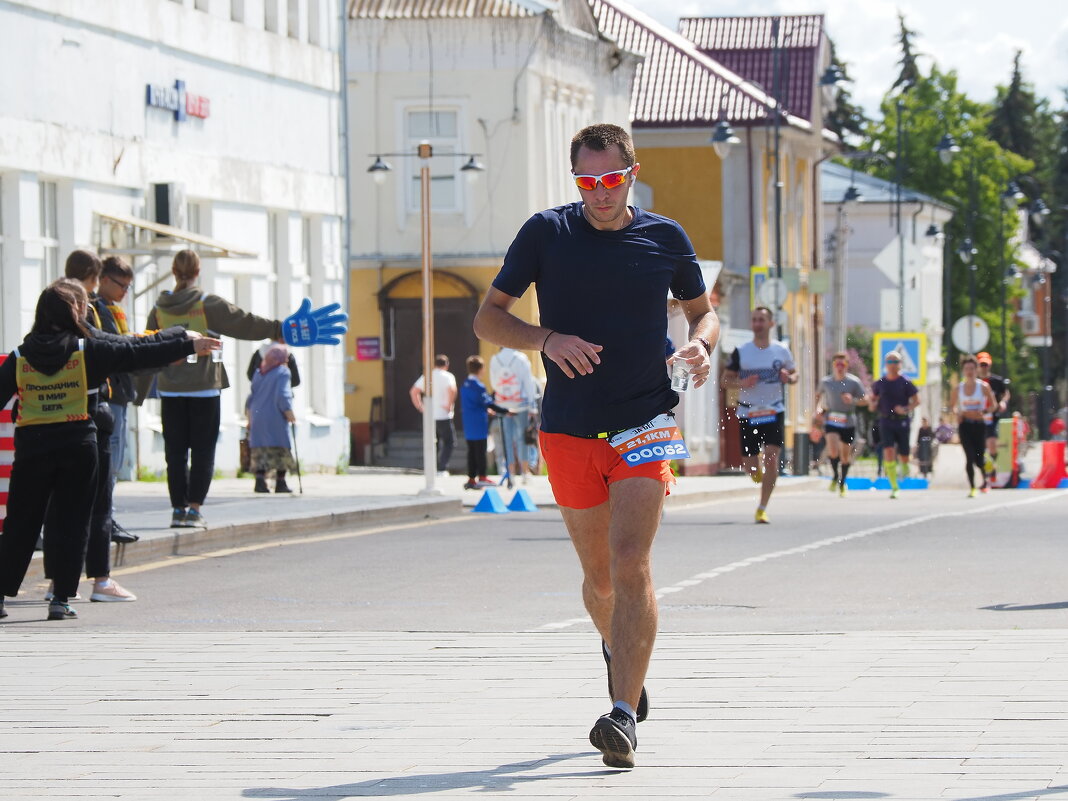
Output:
(436, 470), (449, 477)
(44, 583), (82, 601)
(90, 579), (137, 602)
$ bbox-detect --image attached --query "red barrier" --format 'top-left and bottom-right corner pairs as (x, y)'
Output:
(1031, 440), (1068, 489)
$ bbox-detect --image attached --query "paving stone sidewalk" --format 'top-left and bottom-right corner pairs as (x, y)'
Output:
(2, 629), (1067, 800)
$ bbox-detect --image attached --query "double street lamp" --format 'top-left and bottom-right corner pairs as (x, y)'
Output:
(367, 144), (485, 494)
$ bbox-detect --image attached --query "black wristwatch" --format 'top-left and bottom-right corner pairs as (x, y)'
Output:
(695, 336), (712, 355)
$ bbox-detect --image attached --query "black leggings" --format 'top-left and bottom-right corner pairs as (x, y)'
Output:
(959, 419), (987, 488)
(1, 441), (97, 600)
(161, 395), (221, 509)
(466, 439), (488, 480)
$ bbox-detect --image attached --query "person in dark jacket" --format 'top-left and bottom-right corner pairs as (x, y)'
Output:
(247, 338), (300, 388)
(0, 279), (219, 621)
(42, 250), (138, 603)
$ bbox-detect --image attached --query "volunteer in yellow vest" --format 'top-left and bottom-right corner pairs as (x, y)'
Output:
(0, 279), (219, 621)
(137, 249), (348, 529)
(41, 250), (137, 605)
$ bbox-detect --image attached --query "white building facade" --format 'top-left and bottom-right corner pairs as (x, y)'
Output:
(0, 0), (349, 475)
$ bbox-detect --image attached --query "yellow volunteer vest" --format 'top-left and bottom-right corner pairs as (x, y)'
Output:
(14, 339), (94, 427)
(154, 294), (208, 333)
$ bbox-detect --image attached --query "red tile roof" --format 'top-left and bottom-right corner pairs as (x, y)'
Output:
(589, 0), (811, 131)
(678, 15), (825, 123)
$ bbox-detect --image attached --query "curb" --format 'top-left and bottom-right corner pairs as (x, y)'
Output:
(24, 497), (462, 582)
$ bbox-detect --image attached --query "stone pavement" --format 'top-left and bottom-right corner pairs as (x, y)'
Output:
(19, 467), (820, 581)
(2, 629), (1067, 800)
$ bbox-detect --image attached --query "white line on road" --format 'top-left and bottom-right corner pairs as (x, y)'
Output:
(540, 492), (1066, 630)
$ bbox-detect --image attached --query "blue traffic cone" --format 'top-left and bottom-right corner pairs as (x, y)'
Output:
(507, 489), (538, 512)
(473, 488), (509, 514)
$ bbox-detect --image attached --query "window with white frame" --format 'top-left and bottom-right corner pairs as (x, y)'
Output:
(405, 109), (461, 214)
(264, 0), (280, 32)
(231, 0), (245, 22)
(38, 180), (59, 283)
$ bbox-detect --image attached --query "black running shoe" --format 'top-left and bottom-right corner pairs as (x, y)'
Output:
(0, 601), (7, 619)
(110, 522), (139, 544)
(589, 708), (637, 769)
(602, 640), (649, 723)
(47, 601), (77, 621)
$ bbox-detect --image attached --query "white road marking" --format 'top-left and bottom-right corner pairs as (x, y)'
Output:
(540, 492), (1065, 630)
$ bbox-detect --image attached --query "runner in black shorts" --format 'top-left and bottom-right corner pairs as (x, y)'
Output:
(723, 306), (797, 524)
(815, 351), (867, 497)
(868, 350), (920, 499)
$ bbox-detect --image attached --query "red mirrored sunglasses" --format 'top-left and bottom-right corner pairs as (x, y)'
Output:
(572, 166), (635, 191)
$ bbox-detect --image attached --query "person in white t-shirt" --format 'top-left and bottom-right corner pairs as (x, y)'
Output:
(489, 346), (537, 484)
(409, 354), (458, 474)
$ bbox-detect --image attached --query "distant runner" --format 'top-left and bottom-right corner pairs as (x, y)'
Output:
(815, 352), (867, 497)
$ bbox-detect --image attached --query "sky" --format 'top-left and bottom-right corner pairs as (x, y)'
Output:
(624, 0), (1067, 115)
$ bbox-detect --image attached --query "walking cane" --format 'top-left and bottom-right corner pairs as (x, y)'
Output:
(290, 421), (304, 494)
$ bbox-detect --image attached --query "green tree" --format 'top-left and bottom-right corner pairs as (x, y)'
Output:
(859, 66), (1035, 397)
(988, 51), (1038, 162)
(824, 41), (868, 147)
(890, 13), (921, 94)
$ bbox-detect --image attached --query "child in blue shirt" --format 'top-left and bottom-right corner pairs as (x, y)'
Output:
(460, 355), (512, 490)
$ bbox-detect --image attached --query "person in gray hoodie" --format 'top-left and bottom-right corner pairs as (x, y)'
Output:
(138, 250), (285, 529)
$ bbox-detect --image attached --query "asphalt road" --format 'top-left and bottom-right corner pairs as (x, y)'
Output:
(15, 488), (1068, 633)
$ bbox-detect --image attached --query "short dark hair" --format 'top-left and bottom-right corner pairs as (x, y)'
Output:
(466, 355), (484, 374)
(961, 355), (977, 368)
(570, 124), (635, 168)
(434, 354), (449, 368)
(752, 306), (774, 320)
(102, 255), (134, 282)
(832, 351), (848, 362)
(64, 249), (102, 282)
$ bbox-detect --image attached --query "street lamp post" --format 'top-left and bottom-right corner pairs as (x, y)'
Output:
(999, 181), (1024, 370)
(367, 145), (485, 494)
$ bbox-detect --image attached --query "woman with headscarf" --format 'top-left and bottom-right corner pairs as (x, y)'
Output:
(245, 344), (297, 494)
(0, 279), (218, 621)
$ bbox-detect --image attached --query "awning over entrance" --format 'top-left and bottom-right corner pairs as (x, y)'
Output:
(93, 211), (259, 260)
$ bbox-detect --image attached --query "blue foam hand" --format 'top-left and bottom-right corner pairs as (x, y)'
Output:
(282, 298), (349, 347)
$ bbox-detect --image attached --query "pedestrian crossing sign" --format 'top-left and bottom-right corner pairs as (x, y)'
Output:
(873, 332), (927, 386)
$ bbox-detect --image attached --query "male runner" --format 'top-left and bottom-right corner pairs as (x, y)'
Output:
(868, 350), (920, 499)
(722, 306), (798, 523)
(815, 351), (867, 496)
(976, 351), (1010, 480)
(473, 123), (718, 769)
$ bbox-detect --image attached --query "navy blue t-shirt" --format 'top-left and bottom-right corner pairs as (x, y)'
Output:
(492, 203), (706, 436)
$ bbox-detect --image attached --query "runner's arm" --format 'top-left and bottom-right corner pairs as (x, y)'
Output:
(670, 295), (719, 389)
(473, 287), (602, 379)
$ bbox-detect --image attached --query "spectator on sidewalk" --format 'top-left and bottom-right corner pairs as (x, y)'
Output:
(137, 249), (289, 530)
(409, 354), (457, 475)
(96, 256), (140, 546)
(246, 344), (297, 494)
(0, 278), (218, 621)
(44, 251), (136, 604)
(460, 355), (512, 490)
(490, 345), (538, 484)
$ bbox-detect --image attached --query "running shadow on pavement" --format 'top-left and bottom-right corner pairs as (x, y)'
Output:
(981, 601), (1068, 611)
(796, 786), (1068, 801)
(243, 752), (607, 799)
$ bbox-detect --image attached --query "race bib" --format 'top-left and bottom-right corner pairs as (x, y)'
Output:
(826, 412), (849, 428)
(742, 408), (777, 425)
(608, 413), (690, 466)
(983, 413), (994, 424)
